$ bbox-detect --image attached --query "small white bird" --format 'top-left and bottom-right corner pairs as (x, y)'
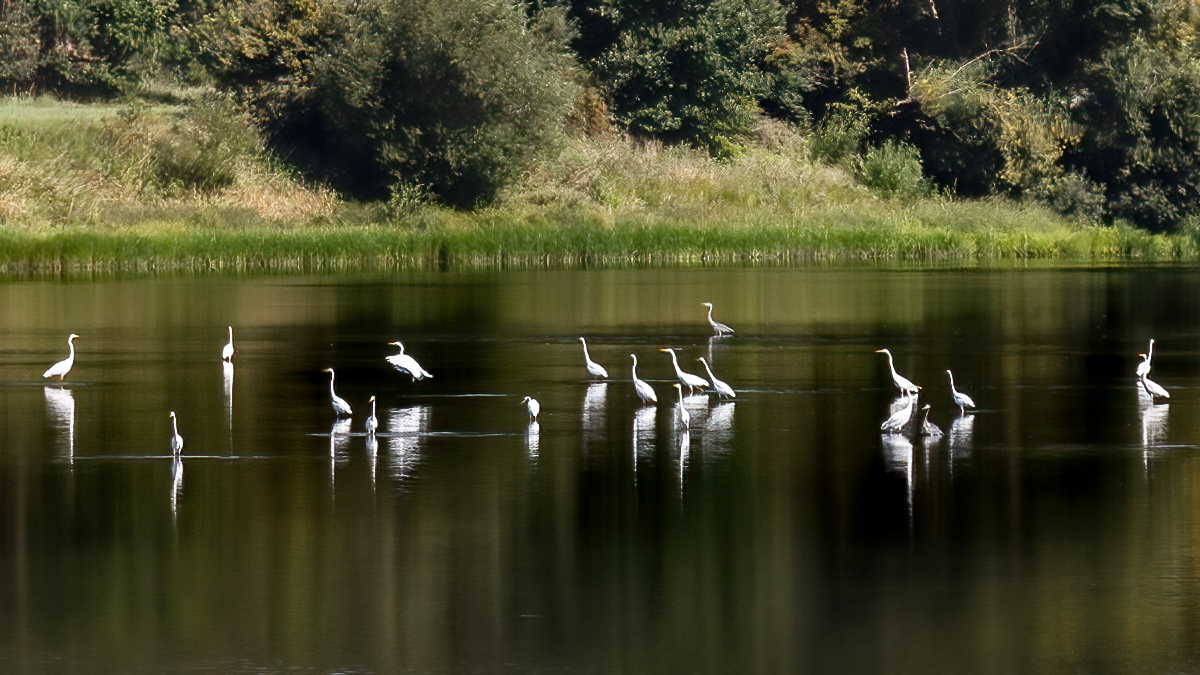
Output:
(946, 370), (976, 415)
(386, 341), (433, 381)
(366, 395), (379, 436)
(674, 383), (690, 429)
(169, 411), (184, 456)
(322, 368), (353, 418)
(661, 348), (709, 394)
(1136, 339), (1155, 377)
(697, 356), (736, 399)
(918, 404), (943, 438)
(579, 337), (608, 379)
(703, 302), (735, 336)
(876, 348), (920, 395)
(43, 333), (80, 380)
(521, 396), (540, 421)
(1140, 372), (1170, 400)
(631, 354), (657, 405)
(881, 392), (916, 434)
(222, 325), (235, 362)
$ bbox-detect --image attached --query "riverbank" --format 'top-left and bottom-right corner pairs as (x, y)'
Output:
(1, 97), (1195, 273)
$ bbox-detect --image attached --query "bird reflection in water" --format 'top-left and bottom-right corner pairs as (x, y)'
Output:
(222, 361), (234, 452)
(44, 386), (76, 463)
(632, 406), (656, 477)
(366, 433), (379, 486)
(170, 453), (184, 516)
(702, 401), (735, 461)
(1140, 400), (1169, 469)
(329, 418), (352, 490)
(387, 405), (431, 482)
(526, 420), (541, 460)
(677, 429), (691, 493)
(949, 415), (975, 469)
(881, 433), (915, 524)
(582, 382), (607, 453)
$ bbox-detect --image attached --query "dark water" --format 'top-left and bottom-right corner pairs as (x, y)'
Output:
(2, 266), (1200, 674)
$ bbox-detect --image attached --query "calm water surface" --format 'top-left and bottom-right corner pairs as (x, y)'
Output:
(2, 266), (1200, 674)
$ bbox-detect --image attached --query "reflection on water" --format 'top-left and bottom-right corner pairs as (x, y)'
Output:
(43, 385), (75, 463)
(6, 268), (1200, 674)
(386, 405), (430, 482)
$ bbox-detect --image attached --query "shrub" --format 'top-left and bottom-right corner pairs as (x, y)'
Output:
(855, 141), (929, 199)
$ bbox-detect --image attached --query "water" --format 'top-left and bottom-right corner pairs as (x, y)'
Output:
(2, 266), (1200, 674)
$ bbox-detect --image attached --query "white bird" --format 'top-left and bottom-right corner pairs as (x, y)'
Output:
(631, 354), (657, 405)
(661, 348), (709, 394)
(1136, 339), (1155, 377)
(386, 341), (433, 381)
(1140, 372), (1170, 400)
(222, 325), (235, 362)
(703, 302), (735, 335)
(579, 337), (608, 379)
(366, 395), (379, 436)
(697, 356), (736, 399)
(322, 368), (353, 418)
(169, 411), (184, 456)
(946, 370), (976, 415)
(876, 348), (920, 395)
(521, 396), (540, 421)
(918, 404), (943, 438)
(674, 384), (690, 429)
(881, 392), (916, 434)
(43, 333), (79, 380)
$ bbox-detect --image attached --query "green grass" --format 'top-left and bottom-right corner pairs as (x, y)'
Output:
(0, 98), (1195, 274)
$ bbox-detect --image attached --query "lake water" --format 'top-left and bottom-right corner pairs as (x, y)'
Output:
(2, 265), (1200, 674)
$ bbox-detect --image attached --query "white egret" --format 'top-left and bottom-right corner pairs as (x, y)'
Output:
(366, 395), (379, 436)
(702, 302), (735, 336)
(631, 354), (657, 405)
(918, 404), (943, 438)
(697, 356), (736, 399)
(43, 333), (80, 381)
(521, 396), (540, 421)
(322, 368), (353, 418)
(1137, 339), (1155, 377)
(673, 384), (690, 429)
(876, 348), (920, 395)
(579, 337), (608, 379)
(386, 341), (433, 381)
(881, 392), (916, 434)
(169, 411), (184, 456)
(222, 325), (235, 362)
(661, 348), (709, 394)
(1140, 373), (1170, 401)
(946, 370), (976, 415)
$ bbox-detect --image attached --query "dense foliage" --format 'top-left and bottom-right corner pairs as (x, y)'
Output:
(4, 0), (1200, 230)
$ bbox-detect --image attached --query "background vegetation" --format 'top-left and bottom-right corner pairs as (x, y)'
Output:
(3, 0), (1200, 259)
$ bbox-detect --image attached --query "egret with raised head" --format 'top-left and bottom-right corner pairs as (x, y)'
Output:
(876, 348), (920, 395)
(702, 302), (735, 336)
(169, 411), (184, 456)
(366, 395), (379, 436)
(661, 348), (709, 394)
(579, 337), (608, 379)
(946, 370), (976, 415)
(222, 326), (235, 362)
(697, 356), (735, 399)
(43, 333), (79, 381)
(1137, 339), (1155, 377)
(630, 354), (657, 405)
(322, 368), (353, 418)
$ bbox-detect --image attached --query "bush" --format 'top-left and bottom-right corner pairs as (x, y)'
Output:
(855, 141), (929, 199)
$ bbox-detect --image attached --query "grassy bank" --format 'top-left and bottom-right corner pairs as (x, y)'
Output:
(0, 97), (1196, 273)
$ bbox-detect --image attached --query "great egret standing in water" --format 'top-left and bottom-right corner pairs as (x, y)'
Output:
(521, 396), (540, 421)
(1137, 339), (1155, 377)
(631, 354), (657, 405)
(1139, 369), (1170, 401)
(322, 368), (353, 418)
(386, 341), (433, 381)
(43, 333), (79, 381)
(697, 356), (735, 399)
(702, 302), (735, 336)
(365, 395), (379, 436)
(661, 348), (709, 394)
(579, 337), (608, 379)
(876, 348), (920, 395)
(946, 370), (976, 415)
(222, 326), (235, 362)
(881, 392), (916, 434)
(169, 411), (184, 456)
(673, 383), (690, 429)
